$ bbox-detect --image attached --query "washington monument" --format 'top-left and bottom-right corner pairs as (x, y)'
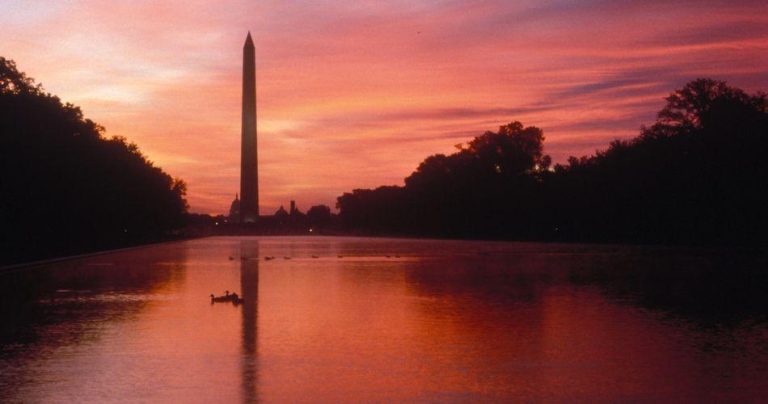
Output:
(240, 32), (258, 223)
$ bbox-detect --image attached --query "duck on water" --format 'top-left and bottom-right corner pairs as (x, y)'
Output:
(210, 290), (244, 305)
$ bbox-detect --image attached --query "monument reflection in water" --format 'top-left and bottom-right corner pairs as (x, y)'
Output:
(1, 236), (767, 402)
(239, 240), (259, 403)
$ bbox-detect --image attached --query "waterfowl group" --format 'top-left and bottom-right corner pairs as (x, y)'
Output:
(228, 254), (369, 261)
(210, 290), (244, 305)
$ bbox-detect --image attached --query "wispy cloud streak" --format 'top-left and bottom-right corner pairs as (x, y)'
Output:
(1, 0), (766, 213)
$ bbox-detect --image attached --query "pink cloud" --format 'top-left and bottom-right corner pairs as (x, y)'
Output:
(2, 1), (767, 214)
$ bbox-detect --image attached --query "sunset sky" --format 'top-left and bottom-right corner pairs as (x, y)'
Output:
(2, 1), (767, 214)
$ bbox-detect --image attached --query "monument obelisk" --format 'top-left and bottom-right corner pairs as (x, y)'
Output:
(240, 32), (258, 223)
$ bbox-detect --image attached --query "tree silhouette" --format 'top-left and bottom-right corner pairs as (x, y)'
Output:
(0, 57), (188, 264)
(307, 204), (333, 230)
(656, 78), (761, 129)
(337, 79), (767, 246)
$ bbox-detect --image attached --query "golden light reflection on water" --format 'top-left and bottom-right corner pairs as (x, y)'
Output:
(1, 237), (768, 402)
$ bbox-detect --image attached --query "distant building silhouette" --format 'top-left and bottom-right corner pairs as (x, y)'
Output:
(288, 200), (307, 226)
(274, 205), (288, 217)
(229, 194), (241, 223)
(239, 32), (259, 223)
(273, 202), (303, 220)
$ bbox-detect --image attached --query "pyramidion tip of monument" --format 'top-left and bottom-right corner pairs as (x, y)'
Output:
(245, 31), (254, 47)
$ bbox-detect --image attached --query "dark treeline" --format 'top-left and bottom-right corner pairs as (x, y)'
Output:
(337, 79), (768, 246)
(1, 57), (188, 265)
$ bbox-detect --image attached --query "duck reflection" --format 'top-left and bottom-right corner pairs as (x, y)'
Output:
(239, 239), (259, 403)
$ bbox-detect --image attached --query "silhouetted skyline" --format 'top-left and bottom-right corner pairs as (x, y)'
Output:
(1, 2), (766, 213)
(337, 79), (768, 245)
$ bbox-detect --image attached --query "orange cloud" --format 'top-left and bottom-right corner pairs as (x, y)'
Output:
(2, 1), (767, 214)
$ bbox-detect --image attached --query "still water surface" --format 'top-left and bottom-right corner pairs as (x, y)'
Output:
(1, 236), (767, 402)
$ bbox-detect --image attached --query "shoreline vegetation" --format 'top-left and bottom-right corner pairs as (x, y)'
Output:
(334, 79), (767, 247)
(1, 57), (188, 265)
(2, 56), (767, 265)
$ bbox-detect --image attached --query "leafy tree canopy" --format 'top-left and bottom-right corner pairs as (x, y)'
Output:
(0, 57), (188, 264)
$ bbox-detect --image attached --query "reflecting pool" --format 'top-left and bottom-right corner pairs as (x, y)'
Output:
(1, 237), (767, 402)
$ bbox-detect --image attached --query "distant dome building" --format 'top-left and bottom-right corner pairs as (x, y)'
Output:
(228, 194), (241, 223)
